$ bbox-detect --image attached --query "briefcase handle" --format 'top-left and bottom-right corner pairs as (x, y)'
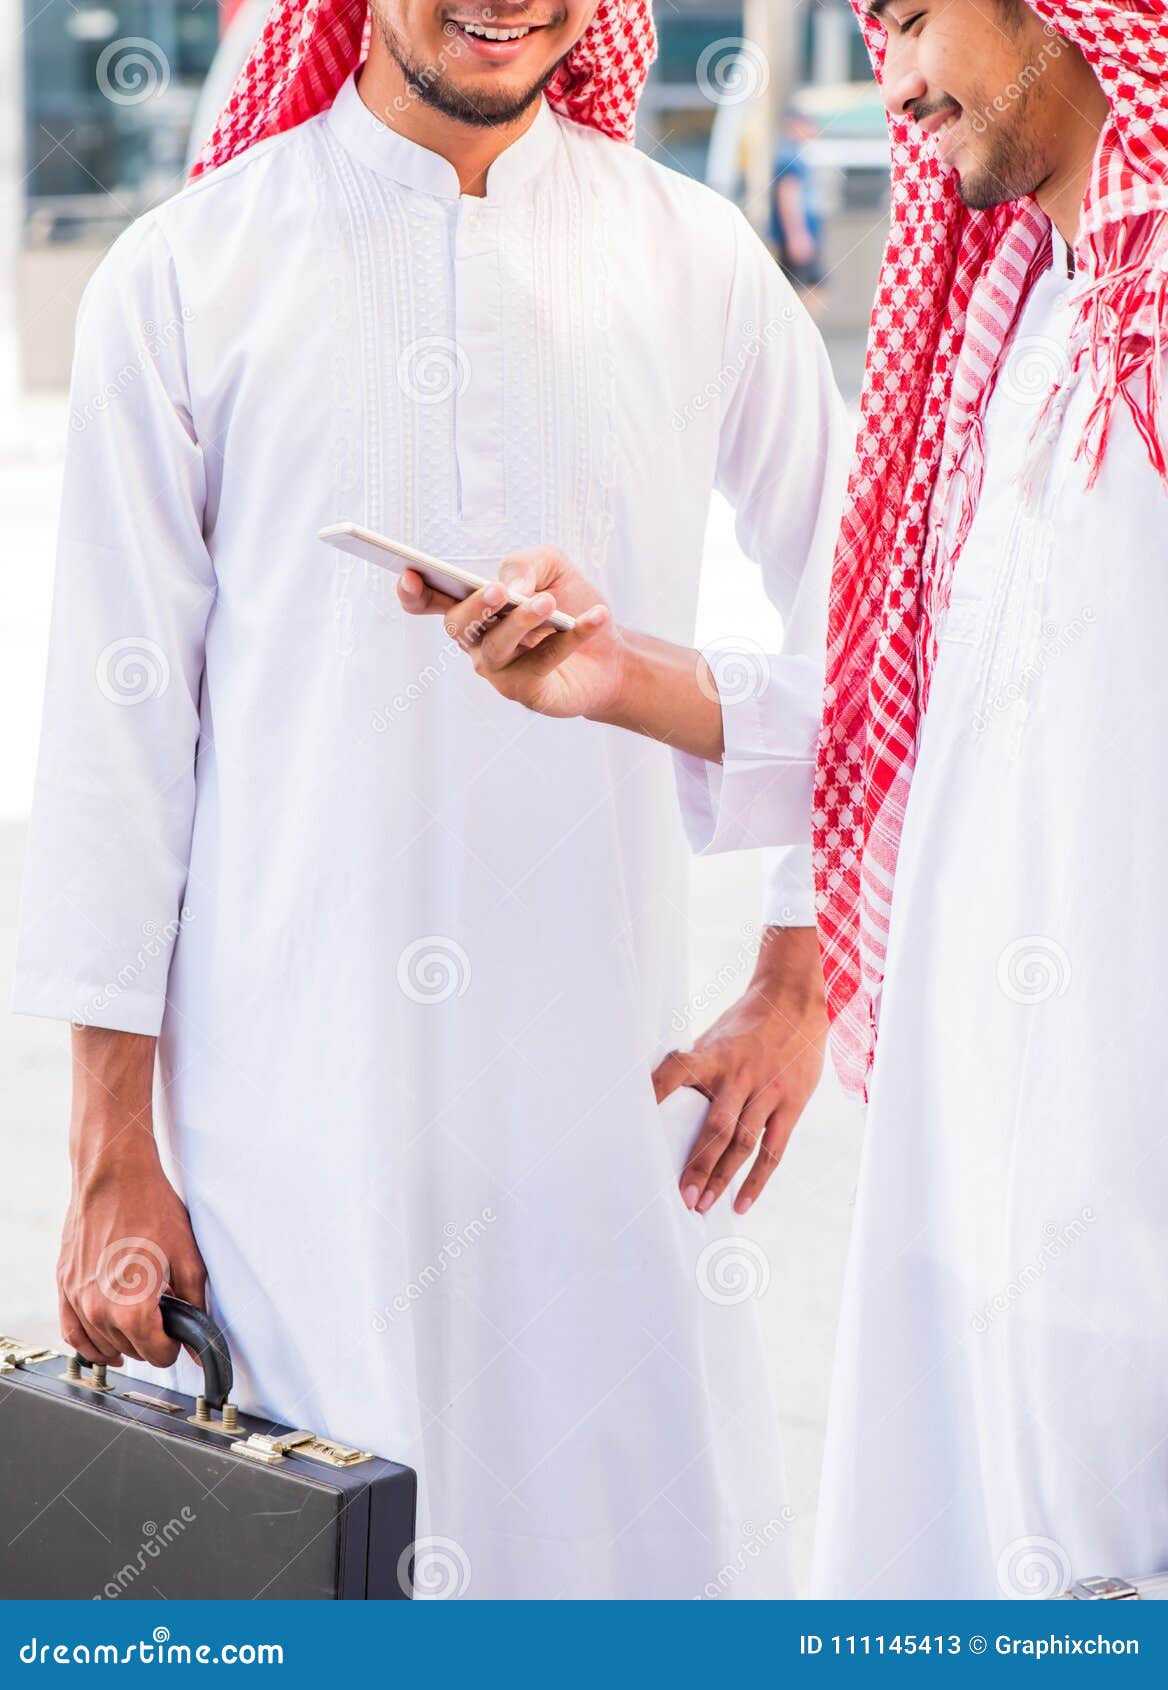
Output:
(159, 1295), (234, 1408)
(70, 1295), (234, 1409)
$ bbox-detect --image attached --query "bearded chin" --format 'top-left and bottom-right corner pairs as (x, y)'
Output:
(956, 119), (1044, 211)
(379, 23), (568, 129)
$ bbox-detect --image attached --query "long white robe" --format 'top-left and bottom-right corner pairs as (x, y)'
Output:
(13, 75), (849, 1599)
(678, 237), (1168, 1597)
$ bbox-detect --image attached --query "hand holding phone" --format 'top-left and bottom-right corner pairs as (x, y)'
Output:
(319, 523), (577, 633)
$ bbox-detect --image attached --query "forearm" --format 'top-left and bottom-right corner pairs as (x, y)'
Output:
(589, 629), (725, 762)
(70, 1027), (159, 1179)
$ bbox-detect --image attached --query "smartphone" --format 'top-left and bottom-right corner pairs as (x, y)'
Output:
(318, 523), (577, 633)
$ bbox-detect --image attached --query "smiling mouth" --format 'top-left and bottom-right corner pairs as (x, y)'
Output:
(461, 21), (530, 37)
(448, 17), (546, 49)
(919, 103), (962, 140)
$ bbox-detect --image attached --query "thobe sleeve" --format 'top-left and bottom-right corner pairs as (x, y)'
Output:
(11, 219), (215, 1035)
(673, 208), (850, 922)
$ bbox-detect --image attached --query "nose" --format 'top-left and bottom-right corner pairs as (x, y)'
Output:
(881, 38), (927, 119)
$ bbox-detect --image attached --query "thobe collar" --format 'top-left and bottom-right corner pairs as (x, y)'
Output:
(326, 71), (559, 203)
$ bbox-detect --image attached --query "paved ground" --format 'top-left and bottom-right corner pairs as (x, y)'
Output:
(0, 358), (865, 1591)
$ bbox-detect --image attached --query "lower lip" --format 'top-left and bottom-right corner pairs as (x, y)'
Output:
(449, 23), (542, 61)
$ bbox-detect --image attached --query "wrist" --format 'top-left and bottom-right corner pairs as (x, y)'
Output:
(749, 925), (828, 1028)
(69, 1108), (160, 1184)
(586, 630), (724, 762)
(584, 624), (638, 729)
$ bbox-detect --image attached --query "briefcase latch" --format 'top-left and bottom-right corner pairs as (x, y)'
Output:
(1066, 1576), (1140, 1600)
(233, 1428), (373, 1468)
(0, 1337), (56, 1373)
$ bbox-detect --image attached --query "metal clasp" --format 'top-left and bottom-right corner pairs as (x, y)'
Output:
(1, 1336), (56, 1373)
(231, 1428), (372, 1469)
(1067, 1576), (1140, 1600)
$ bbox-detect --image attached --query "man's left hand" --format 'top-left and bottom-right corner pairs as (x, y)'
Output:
(653, 926), (828, 1217)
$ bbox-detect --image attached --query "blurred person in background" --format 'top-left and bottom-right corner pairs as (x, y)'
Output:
(769, 109), (827, 316)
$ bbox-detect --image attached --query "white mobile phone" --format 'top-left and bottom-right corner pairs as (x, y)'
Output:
(318, 523), (577, 633)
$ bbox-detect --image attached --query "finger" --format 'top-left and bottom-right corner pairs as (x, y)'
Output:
(105, 1316), (148, 1365)
(397, 569), (460, 617)
(120, 1302), (181, 1370)
(697, 1093), (773, 1215)
(72, 1290), (126, 1368)
(478, 592), (561, 669)
(83, 1295), (138, 1366)
(441, 582), (510, 648)
(733, 1103), (802, 1214)
(679, 1087), (750, 1211)
(59, 1292), (119, 1368)
(168, 1255), (207, 1310)
(517, 623), (558, 653)
(497, 546), (567, 598)
(486, 605), (610, 685)
(653, 1049), (710, 1105)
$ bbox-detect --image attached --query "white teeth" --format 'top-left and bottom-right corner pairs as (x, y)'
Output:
(460, 22), (531, 39)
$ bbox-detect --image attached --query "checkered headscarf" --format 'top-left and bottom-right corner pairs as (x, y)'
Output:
(190, 0), (657, 177)
(815, 0), (1168, 1100)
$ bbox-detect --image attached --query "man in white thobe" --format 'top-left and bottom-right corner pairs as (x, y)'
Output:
(414, 0), (1168, 1600)
(12, 1), (848, 1599)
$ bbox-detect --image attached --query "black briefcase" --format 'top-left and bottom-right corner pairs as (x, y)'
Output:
(0, 1298), (417, 1599)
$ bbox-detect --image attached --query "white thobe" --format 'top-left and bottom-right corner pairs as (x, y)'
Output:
(13, 75), (849, 1600)
(678, 237), (1168, 1597)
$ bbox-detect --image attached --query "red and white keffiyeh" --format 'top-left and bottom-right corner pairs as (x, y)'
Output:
(814, 0), (1168, 1101)
(190, 0), (656, 177)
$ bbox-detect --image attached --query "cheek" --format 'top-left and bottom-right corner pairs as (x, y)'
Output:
(918, 28), (968, 104)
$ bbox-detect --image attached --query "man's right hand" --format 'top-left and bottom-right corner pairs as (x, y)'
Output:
(399, 546), (622, 721)
(398, 546), (728, 764)
(59, 1028), (207, 1368)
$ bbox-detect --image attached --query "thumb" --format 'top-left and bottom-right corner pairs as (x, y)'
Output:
(653, 1048), (709, 1105)
(498, 547), (552, 598)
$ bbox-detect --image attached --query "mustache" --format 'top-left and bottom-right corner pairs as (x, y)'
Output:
(907, 94), (963, 126)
